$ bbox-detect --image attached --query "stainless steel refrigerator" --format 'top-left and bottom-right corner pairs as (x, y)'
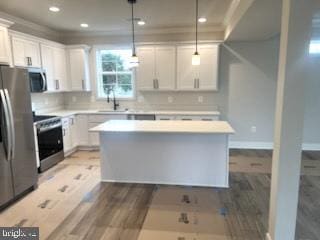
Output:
(0, 65), (38, 209)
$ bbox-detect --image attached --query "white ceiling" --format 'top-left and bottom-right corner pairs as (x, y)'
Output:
(0, 0), (233, 34)
(226, 0), (282, 41)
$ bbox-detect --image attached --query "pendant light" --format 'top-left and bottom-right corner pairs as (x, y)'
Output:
(128, 0), (139, 67)
(192, 0), (200, 65)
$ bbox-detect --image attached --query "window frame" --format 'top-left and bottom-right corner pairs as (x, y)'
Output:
(95, 46), (136, 100)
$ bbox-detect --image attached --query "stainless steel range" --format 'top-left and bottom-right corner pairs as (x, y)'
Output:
(33, 115), (64, 172)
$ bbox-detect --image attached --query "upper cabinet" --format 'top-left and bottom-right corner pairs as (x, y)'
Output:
(177, 44), (219, 91)
(136, 46), (176, 90)
(40, 44), (69, 92)
(0, 19), (13, 65)
(67, 45), (91, 91)
(12, 36), (41, 68)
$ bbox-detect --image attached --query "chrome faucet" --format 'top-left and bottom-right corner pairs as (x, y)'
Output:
(106, 86), (120, 111)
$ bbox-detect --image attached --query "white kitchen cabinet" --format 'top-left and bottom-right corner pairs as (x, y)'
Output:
(40, 44), (55, 91)
(156, 114), (220, 121)
(11, 36), (41, 68)
(41, 44), (69, 92)
(67, 46), (91, 91)
(76, 115), (89, 146)
(177, 44), (219, 91)
(70, 116), (78, 148)
(53, 47), (69, 91)
(136, 46), (175, 90)
(62, 117), (72, 153)
(156, 115), (176, 120)
(0, 22), (12, 65)
(88, 114), (127, 146)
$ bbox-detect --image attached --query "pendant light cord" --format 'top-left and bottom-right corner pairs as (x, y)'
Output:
(196, 0), (198, 53)
(131, 2), (136, 55)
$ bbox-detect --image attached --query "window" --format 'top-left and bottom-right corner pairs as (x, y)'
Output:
(309, 41), (320, 54)
(96, 49), (134, 99)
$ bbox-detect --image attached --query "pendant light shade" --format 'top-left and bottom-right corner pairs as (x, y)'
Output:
(192, 0), (200, 66)
(128, 0), (139, 67)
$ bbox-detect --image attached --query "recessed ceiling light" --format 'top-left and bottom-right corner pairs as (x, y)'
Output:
(198, 17), (207, 23)
(80, 23), (89, 28)
(49, 6), (60, 12)
(137, 20), (145, 26)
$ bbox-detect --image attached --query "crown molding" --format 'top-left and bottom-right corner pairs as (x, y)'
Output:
(0, 17), (14, 27)
(0, 11), (60, 39)
(60, 24), (224, 38)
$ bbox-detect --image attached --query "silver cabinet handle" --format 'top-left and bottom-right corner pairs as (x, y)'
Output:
(197, 79), (200, 89)
(156, 79), (159, 89)
(63, 128), (66, 136)
(56, 80), (60, 90)
(153, 79), (156, 89)
(194, 79), (197, 89)
(4, 89), (15, 160)
(82, 79), (85, 90)
(0, 90), (12, 162)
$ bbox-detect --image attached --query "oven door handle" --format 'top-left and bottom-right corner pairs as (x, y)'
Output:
(37, 124), (62, 134)
(0, 89), (12, 162)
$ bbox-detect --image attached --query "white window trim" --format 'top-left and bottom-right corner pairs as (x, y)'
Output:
(95, 46), (136, 100)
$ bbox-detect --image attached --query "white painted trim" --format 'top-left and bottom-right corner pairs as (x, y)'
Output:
(0, 18), (14, 27)
(230, 141), (273, 149)
(9, 30), (65, 48)
(230, 141), (320, 151)
(266, 233), (272, 240)
(101, 179), (229, 188)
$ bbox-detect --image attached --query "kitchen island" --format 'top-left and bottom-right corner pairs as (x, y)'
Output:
(90, 120), (235, 187)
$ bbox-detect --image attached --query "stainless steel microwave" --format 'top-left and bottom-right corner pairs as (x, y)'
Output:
(28, 68), (47, 92)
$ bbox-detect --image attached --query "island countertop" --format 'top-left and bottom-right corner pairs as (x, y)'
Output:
(90, 120), (235, 134)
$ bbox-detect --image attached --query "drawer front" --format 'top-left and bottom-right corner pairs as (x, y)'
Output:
(88, 114), (127, 123)
(156, 115), (176, 120)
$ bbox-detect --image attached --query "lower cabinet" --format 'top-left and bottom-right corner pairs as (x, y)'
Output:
(156, 115), (219, 121)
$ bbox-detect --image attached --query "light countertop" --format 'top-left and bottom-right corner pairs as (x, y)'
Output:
(39, 109), (221, 118)
(90, 120), (235, 134)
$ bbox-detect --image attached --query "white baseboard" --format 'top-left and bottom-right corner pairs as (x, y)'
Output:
(230, 141), (273, 149)
(230, 141), (320, 151)
(266, 233), (272, 240)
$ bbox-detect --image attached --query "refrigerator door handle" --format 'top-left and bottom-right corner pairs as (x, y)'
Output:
(4, 89), (15, 161)
(0, 89), (12, 162)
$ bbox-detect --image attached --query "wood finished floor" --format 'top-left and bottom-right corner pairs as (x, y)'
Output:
(0, 150), (319, 240)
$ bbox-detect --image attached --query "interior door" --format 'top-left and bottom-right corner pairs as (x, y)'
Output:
(1, 66), (38, 196)
(0, 67), (14, 207)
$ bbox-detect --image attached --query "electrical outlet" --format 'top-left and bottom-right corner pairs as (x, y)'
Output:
(72, 96), (77, 102)
(198, 96), (203, 103)
(251, 126), (257, 133)
(168, 96), (173, 103)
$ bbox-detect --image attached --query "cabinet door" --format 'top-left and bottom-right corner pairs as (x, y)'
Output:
(198, 45), (219, 90)
(88, 122), (100, 146)
(53, 47), (69, 91)
(136, 47), (155, 90)
(62, 118), (72, 153)
(76, 115), (89, 146)
(0, 26), (11, 64)
(12, 37), (26, 67)
(69, 116), (78, 148)
(177, 46), (198, 90)
(40, 45), (55, 91)
(24, 40), (41, 68)
(155, 46), (176, 90)
(69, 49), (86, 91)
